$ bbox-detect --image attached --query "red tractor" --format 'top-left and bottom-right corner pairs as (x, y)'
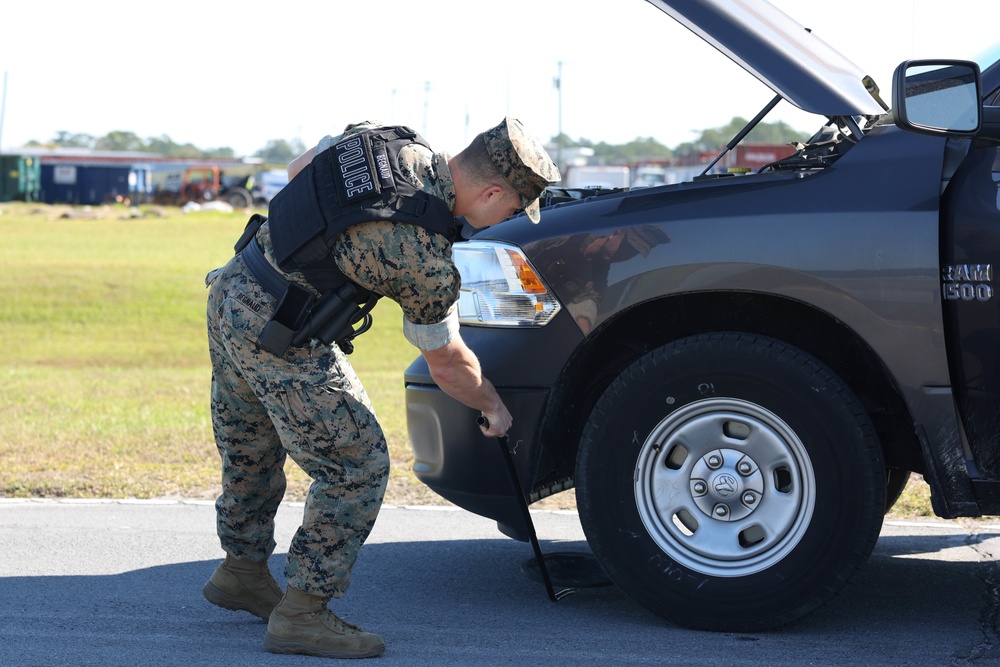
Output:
(155, 165), (254, 208)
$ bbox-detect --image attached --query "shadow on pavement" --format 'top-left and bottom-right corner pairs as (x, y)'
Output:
(1, 531), (998, 666)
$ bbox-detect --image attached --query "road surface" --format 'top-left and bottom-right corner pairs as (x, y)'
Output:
(2, 499), (999, 666)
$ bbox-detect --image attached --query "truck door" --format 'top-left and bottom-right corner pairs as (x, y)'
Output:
(941, 141), (1000, 477)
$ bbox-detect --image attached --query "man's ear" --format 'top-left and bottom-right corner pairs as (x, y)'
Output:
(479, 185), (505, 204)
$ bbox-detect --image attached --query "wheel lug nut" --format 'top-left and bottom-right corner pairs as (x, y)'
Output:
(738, 461), (753, 475)
(743, 492), (756, 505)
(693, 481), (707, 494)
(707, 455), (722, 469)
(714, 505), (729, 518)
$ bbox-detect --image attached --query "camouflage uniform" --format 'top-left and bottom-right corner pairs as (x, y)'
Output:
(205, 121), (459, 599)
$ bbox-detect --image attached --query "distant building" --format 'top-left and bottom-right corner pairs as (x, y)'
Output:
(543, 141), (797, 191)
(630, 143), (798, 188)
(0, 147), (251, 205)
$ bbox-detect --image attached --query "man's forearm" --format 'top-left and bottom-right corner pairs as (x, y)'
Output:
(424, 342), (500, 413)
(421, 339), (511, 436)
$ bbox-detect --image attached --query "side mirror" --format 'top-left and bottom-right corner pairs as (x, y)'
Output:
(892, 59), (981, 136)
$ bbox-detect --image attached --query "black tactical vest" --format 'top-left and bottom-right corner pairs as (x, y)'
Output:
(267, 125), (460, 297)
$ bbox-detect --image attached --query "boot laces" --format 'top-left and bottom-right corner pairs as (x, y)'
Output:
(310, 608), (364, 634)
(248, 570), (281, 595)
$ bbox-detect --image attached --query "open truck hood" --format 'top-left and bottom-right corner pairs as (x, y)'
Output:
(647, 0), (887, 115)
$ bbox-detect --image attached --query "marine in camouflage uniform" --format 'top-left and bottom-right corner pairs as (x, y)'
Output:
(206, 121), (459, 600)
(203, 117), (559, 658)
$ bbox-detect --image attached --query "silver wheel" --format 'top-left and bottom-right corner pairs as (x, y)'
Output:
(577, 333), (883, 630)
(634, 398), (816, 577)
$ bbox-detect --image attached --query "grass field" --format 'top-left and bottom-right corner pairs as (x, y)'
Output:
(0, 201), (935, 517)
(0, 201), (442, 505)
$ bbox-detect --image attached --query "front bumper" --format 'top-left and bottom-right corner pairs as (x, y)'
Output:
(403, 315), (583, 538)
(405, 383), (550, 540)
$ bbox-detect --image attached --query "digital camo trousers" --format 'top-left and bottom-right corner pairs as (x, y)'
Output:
(205, 252), (388, 599)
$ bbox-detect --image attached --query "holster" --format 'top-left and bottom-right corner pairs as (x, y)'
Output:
(291, 283), (361, 348)
(258, 282), (315, 356)
(236, 213), (378, 356)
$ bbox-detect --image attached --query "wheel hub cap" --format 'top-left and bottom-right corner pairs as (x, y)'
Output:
(633, 398), (816, 576)
(690, 448), (764, 521)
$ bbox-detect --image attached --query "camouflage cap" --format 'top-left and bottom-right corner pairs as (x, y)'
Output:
(483, 117), (560, 223)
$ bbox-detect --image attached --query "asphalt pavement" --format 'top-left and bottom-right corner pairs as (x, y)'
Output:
(2, 498), (1000, 666)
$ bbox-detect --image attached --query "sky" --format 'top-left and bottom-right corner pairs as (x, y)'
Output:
(1, 0), (997, 158)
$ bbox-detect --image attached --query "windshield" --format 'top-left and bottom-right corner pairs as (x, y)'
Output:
(973, 41), (1000, 73)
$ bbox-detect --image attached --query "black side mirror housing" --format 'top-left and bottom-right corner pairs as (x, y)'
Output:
(892, 59), (1000, 143)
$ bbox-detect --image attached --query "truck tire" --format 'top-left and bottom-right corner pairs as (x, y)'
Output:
(576, 332), (884, 632)
(225, 189), (252, 209)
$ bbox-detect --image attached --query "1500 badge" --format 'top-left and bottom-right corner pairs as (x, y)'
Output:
(942, 263), (993, 302)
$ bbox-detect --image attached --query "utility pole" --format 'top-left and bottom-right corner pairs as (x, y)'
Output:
(0, 71), (7, 154)
(554, 61), (563, 174)
(423, 81), (430, 137)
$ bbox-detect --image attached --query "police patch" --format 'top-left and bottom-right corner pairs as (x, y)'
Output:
(333, 135), (380, 203)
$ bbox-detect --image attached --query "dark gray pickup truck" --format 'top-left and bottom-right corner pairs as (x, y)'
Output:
(404, 0), (1000, 631)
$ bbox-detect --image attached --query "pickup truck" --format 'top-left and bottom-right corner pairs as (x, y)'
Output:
(404, 0), (1000, 631)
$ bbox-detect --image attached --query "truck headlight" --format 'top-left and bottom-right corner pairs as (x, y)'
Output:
(453, 241), (562, 327)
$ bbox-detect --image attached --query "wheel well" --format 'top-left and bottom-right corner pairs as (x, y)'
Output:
(535, 291), (922, 489)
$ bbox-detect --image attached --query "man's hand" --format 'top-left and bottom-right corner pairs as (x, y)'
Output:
(478, 404), (512, 439)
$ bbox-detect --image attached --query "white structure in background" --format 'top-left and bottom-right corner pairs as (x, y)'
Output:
(553, 145), (631, 189)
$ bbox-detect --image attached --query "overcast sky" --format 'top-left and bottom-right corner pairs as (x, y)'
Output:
(1, 0), (997, 157)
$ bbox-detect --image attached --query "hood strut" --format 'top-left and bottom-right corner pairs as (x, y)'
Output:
(700, 94), (782, 177)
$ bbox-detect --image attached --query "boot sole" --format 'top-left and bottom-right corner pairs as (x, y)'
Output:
(263, 633), (386, 659)
(202, 581), (271, 621)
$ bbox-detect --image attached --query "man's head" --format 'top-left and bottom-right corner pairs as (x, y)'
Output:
(451, 117), (560, 228)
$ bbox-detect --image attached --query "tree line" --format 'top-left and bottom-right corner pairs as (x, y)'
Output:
(27, 118), (809, 166)
(27, 131), (307, 165)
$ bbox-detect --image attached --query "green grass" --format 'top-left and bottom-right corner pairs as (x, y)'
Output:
(0, 201), (935, 517)
(0, 202), (439, 504)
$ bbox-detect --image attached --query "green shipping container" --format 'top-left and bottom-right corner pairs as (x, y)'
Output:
(0, 155), (41, 201)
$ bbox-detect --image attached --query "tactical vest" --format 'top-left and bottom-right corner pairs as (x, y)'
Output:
(267, 125), (460, 299)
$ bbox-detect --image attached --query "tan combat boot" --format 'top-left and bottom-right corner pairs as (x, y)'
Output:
(264, 587), (385, 658)
(202, 554), (283, 621)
